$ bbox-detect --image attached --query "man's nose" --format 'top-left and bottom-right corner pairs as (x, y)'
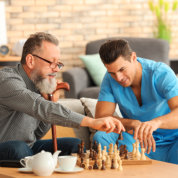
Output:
(115, 72), (123, 82)
(53, 66), (60, 72)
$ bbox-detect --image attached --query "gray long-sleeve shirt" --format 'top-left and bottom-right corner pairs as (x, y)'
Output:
(0, 64), (84, 147)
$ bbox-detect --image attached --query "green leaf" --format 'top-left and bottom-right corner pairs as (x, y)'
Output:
(172, 0), (178, 11)
(164, 1), (169, 13)
(155, 5), (161, 18)
(148, 0), (155, 12)
(159, 0), (164, 8)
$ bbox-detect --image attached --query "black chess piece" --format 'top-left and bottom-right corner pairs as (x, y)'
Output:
(124, 150), (129, 159)
(93, 159), (99, 169)
(111, 159), (115, 169)
(101, 160), (105, 170)
(80, 157), (84, 167)
(118, 131), (123, 140)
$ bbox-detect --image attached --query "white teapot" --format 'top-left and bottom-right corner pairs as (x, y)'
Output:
(32, 150), (61, 176)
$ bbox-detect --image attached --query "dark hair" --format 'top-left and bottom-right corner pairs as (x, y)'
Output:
(99, 39), (133, 64)
(21, 32), (59, 64)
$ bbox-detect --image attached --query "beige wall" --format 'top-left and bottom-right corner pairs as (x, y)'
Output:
(3, 0), (178, 69)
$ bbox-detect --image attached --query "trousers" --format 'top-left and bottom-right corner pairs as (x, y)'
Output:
(93, 131), (178, 164)
(0, 137), (81, 160)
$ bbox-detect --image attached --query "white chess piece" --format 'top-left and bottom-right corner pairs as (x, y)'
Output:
(118, 159), (123, 171)
(85, 158), (89, 169)
(109, 143), (113, 157)
(141, 148), (146, 160)
(114, 156), (119, 169)
(135, 140), (141, 160)
(106, 155), (111, 169)
(132, 143), (136, 158)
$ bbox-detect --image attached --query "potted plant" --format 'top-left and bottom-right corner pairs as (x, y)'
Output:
(148, 0), (178, 43)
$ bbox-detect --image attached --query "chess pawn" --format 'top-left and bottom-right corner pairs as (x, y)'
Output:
(114, 144), (117, 154)
(141, 148), (146, 160)
(102, 150), (106, 161)
(118, 160), (123, 171)
(117, 150), (121, 160)
(132, 143), (136, 157)
(98, 158), (102, 169)
(98, 143), (102, 152)
(114, 156), (118, 169)
(135, 140), (141, 160)
(85, 158), (89, 169)
(103, 146), (107, 153)
(109, 143), (113, 156)
(106, 155), (111, 169)
(101, 160), (106, 170)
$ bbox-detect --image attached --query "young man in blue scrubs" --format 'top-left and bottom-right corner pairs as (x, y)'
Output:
(93, 39), (178, 164)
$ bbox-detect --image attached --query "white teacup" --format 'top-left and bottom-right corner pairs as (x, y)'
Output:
(20, 156), (33, 168)
(58, 156), (77, 171)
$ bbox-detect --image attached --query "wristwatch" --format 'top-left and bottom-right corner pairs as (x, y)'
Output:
(0, 45), (10, 56)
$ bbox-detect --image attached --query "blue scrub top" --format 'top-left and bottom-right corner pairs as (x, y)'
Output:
(98, 58), (178, 145)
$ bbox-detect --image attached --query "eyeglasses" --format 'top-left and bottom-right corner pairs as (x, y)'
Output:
(32, 54), (64, 70)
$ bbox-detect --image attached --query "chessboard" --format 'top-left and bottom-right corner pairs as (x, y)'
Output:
(72, 137), (152, 170)
(73, 151), (152, 167)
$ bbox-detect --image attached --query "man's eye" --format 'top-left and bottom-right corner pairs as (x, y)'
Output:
(120, 68), (125, 72)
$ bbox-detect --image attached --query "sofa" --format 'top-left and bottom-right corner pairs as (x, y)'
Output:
(63, 37), (169, 99)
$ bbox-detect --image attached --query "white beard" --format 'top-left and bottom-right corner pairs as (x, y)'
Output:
(31, 70), (57, 94)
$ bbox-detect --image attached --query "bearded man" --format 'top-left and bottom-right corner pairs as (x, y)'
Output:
(0, 32), (124, 161)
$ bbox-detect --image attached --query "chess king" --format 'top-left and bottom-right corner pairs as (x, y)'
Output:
(93, 39), (178, 164)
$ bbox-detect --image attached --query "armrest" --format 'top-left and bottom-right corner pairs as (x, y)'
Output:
(170, 59), (178, 74)
(62, 67), (94, 98)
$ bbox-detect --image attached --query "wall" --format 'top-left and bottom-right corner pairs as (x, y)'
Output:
(3, 0), (178, 69)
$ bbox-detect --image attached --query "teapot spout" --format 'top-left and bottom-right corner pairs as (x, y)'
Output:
(53, 150), (61, 167)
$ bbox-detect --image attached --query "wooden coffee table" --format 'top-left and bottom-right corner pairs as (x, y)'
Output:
(0, 159), (178, 178)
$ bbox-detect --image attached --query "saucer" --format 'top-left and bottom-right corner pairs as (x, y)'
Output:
(18, 167), (33, 173)
(55, 166), (84, 173)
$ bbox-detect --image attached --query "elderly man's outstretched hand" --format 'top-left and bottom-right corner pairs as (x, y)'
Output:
(80, 116), (125, 134)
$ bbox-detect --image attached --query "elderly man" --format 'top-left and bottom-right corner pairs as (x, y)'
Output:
(0, 32), (124, 161)
(93, 39), (178, 164)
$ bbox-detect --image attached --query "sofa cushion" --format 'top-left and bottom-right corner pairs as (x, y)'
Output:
(79, 54), (107, 86)
(80, 97), (123, 142)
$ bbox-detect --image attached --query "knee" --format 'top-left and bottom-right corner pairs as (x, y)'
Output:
(93, 131), (105, 142)
(5, 141), (32, 160)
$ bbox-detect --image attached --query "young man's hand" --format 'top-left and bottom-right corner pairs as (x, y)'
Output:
(130, 119), (160, 154)
(80, 116), (125, 134)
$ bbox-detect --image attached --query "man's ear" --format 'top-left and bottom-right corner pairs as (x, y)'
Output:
(131, 52), (137, 62)
(26, 54), (35, 69)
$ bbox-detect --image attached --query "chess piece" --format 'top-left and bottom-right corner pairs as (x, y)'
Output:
(132, 143), (136, 158)
(101, 160), (106, 170)
(114, 156), (118, 169)
(80, 157), (84, 167)
(118, 159), (123, 171)
(124, 150), (129, 159)
(88, 165), (93, 170)
(114, 144), (117, 154)
(106, 155), (111, 169)
(93, 159), (99, 169)
(111, 159), (115, 169)
(116, 140), (119, 149)
(118, 131), (123, 140)
(109, 143), (113, 156)
(141, 148), (146, 160)
(135, 140), (141, 160)
(98, 144), (102, 159)
(85, 158), (89, 169)
(93, 141), (98, 152)
(98, 158), (102, 169)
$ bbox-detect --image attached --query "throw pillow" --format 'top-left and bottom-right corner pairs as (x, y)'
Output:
(80, 97), (123, 142)
(79, 54), (107, 86)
